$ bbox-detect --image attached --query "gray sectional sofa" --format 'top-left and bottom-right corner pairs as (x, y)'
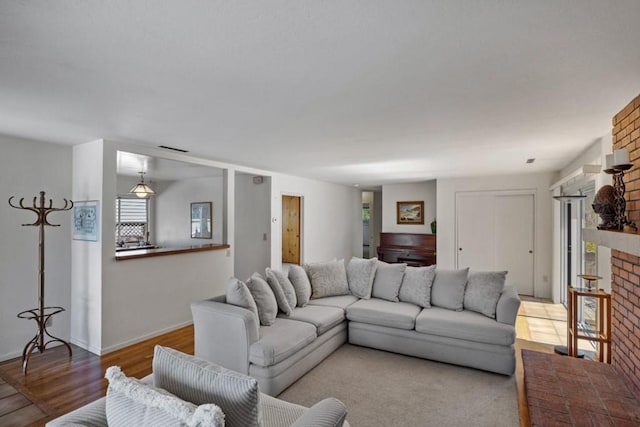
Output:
(191, 259), (521, 397)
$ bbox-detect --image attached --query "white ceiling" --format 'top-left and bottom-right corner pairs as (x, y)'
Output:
(2, 1), (640, 186)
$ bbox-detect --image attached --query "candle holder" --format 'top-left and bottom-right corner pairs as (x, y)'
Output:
(603, 162), (637, 231)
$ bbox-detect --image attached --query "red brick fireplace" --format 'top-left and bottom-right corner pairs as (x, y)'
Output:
(610, 94), (640, 393)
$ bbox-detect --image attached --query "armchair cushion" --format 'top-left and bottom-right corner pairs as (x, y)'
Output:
(153, 345), (261, 427)
(105, 366), (224, 427)
(290, 398), (347, 427)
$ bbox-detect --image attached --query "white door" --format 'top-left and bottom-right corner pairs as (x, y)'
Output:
(457, 192), (535, 296)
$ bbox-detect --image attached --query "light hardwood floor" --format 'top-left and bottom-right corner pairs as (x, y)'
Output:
(0, 301), (565, 427)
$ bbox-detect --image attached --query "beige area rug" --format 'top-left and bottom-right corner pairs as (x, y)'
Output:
(278, 344), (519, 427)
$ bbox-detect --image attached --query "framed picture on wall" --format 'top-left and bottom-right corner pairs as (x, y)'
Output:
(73, 200), (100, 241)
(397, 201), (424, 224)
(191, 201), (212, 239)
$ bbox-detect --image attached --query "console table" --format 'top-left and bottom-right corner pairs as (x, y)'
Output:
(567, 286), (611, 363)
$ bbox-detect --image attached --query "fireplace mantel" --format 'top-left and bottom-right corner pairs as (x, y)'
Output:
(583, 228), (640, 256)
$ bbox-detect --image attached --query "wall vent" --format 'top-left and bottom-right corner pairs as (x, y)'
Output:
(158, 145), (189, 153)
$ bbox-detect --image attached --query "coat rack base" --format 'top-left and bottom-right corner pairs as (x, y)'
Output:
(17, 306), (72, 375)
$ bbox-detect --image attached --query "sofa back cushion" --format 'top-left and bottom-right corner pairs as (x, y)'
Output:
(305, 259), (350, 299)
(226, 277), (259, 321)
(399, 265), (436, 308)
(105, 365), (224, 427)
(246, 273), (278, 325)
(346, 257), (378, 299)
(431, 268), (469, 311)
(288, 265), (312, 307)
(153, 345), (261, 427)
(463, 270), (507, 318)
(265, 268), (297, 314)
(371, 261), (407, 302)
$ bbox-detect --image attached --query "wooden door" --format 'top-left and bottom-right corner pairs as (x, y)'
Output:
(456, 192), (535, 296)
(282, 195), (301, 264)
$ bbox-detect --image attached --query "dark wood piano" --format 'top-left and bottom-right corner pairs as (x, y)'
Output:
(376, 233), (436, 267)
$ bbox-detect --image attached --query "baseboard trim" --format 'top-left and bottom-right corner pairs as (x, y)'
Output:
(69, 337), (102, 355)
(100, 321), (194, 355)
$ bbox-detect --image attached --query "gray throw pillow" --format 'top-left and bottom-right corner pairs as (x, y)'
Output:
(226, 277), (259, 321)
(346, 257), (378, 299)
(105, 366), (224, 427)
(399, 265), (436, 308)
(288, 265), (312, 307)
(464, 270), (507, 318)
(265, 268), (294, 315)
(371, 261), (407, 302)
(153, 345), (261, 427)
(246, 273), (278, 325)
(431, 268), (470, 311)
(305, 259), (350, 299)
(268, 268), (297, 308)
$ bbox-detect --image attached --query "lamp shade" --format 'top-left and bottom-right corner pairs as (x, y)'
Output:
(129, 172), (155, 198)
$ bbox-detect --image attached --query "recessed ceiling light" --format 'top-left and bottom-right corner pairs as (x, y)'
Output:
(353, 184), (360, 187)
(526, 158), (535, 164)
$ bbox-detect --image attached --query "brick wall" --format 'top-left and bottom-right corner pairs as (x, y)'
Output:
(611, 94), (640, 393)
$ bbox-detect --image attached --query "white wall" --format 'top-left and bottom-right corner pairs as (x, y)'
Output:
(234, 173), (271, 281)
(270, 174), (362, 267)
(0, 135), (72, 361)
(71, 139), (106, 354)
(382, 181), (437, 233)
(437, 172), (556, 299)
(155, 176), (224, 246)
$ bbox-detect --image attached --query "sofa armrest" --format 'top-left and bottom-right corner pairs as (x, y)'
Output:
(290, 398), (347, 427)
(496, 285), (521, 326)
(45, 396), (107, 427)
(191, 296), (260, 375)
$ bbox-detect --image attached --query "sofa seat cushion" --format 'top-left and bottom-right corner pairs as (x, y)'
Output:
(415, 307), (515, 346)
(308, 295), (359, 310)
(278, 305), (345, 335)
(250, 318), (317, 367)
(346, 298), (421, 330)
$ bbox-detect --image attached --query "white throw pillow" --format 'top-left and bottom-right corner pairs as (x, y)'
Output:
(398, 265), (436, 308)
(153, 345), (261, 427)
(288, 265), (312, 307)
(305, 259), (350, 299)
(463, 270), (507, 318)
(371, 261), (407, 302)
(105, 366), (224, 427)
(225, 278), (259, 321)
(346, 257), (378, 299)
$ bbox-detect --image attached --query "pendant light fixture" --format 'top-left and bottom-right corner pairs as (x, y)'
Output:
(129, 172), (155, 198)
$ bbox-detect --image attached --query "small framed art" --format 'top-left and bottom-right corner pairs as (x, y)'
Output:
(397, 201), (424, 225)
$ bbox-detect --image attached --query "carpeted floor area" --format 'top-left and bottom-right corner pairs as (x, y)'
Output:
(277, 343), (519, 427)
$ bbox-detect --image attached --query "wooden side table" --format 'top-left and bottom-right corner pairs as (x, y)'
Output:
(567, 285), (612, 363)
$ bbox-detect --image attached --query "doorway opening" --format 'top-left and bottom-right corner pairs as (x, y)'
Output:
(282, 195), (302, 265)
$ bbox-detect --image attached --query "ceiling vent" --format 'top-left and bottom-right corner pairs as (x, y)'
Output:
(158, 145), (189, 153)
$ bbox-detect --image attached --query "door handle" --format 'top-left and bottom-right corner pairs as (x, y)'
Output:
(529, 250), (533, 254)
(459, 248), (462, 251)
